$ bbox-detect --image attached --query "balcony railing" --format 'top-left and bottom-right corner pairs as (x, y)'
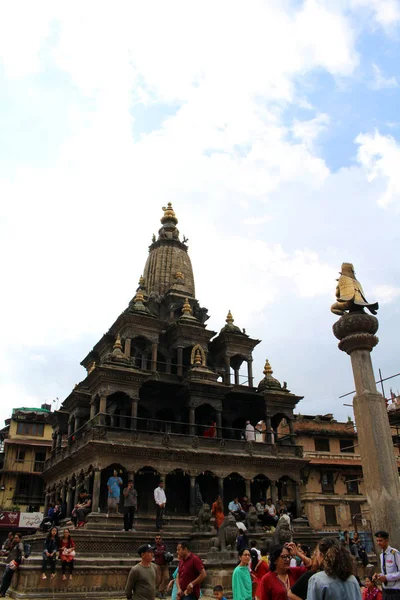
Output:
(45, 413), (303, 470)
(1, 459), (45, 473)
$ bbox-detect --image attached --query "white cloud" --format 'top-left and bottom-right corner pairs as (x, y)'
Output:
(292, 113), (330, 150)
(370, 64), (398, 90)
(374, 285), (400, 304)
(243, 215), (274, 226)
(351, 0), (400, 29)
(355, 130), (400, 209)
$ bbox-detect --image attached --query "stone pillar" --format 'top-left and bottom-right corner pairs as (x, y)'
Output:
(92, 469), (102, 512)
(61, 484), (67, 506)
(84, 473), (92, 493)
(270, 481), (278, 505)
(190, 475), (196, 516)
(216, 411), (222, 438)
(177, 347), (183, 376)
(218, 477), (224, 505)
(189, 407), (195, 436)
(333, 311), (400, 549)
(124, 337), (131, 357)
(234, 369), (240, 386)
(265, 416), (273, 444)
(131, 397), (138, 430)
(74, 485), (80, 507)
(66, 484), (73, 517)
(90, 400), (96, 420)
(67, 419), (73, 443)
(43, 492), (50, 516)
(99, 396), (107, 425)
(166, 357), (172, 375)
(141, 354), (147, 370)
(75, 416), (81, 434)
(288, 419), (295, 445)
(294, 482), (302, 519)
(245, 479), (252, 502)
(247, 359), (254, 387)
(56, 432), (62, 448)
(151, 342), (158, 372)
(51, 433), (57, 452)
(224, 356), (230, 384)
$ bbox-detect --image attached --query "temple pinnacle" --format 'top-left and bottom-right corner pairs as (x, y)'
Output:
(182, 298), (193, 316)
(263, 359), (273, 376)
(113, 333), (123, 352)
(226, 310), (234, 324)
(161, 202), (178, 225)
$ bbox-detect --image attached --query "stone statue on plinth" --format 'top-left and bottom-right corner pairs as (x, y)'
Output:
(331, 262), (378, 316)
(331, 263), (400, 551)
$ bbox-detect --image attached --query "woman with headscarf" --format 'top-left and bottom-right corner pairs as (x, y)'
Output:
(307, 537), (361, 600)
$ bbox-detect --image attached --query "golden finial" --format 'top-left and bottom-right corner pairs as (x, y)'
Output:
(134, 290), (144, 303)
(194, 349), (202, 365)
(161, 202), (178, 225)
(113, 333), (123, 352)
(226, 310), (234, 324)
(182, 298), (192, 316)
(175, 271), (184, 281)
(139, 275), (145, 287)
(263, 359), (273, 376)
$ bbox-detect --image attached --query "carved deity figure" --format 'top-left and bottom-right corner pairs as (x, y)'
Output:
(331, 263), (379, 316)
(194, 503), (212, 532)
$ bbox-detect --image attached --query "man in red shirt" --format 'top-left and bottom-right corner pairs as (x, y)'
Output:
(176, 542), (206, 600)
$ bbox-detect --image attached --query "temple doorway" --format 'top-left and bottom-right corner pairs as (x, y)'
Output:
(166, 469), (190, 515)
(223, 472), (245, 511)
(135, 466), (160, 515)
(196, 471), (218, 506)
(195, 404), (217, 437)
(100, 463), (127, 512)
(250, 474), (270, 504)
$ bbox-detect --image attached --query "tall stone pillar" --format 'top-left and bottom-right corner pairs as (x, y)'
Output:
(216, 410), (222, 438)
(190, 475), (196, 516)
(333, 310), (400, 548)
(245, 479), (252, 502)
(265, 416), (273, 444)
(124, 337), (131, 357)
(43, 492), (50, 516)
(247, 359), (254, 387)
(90, 400), (96, 420)
(234, 369), (240, 386)
(66, 484), (73, 517)
(218, 477), (224, 505)
(151, 342), (158, 372)
(270, 481), (278, 505)
(75, 416), (81, 434)
(92, 469), (102, 512)
(177, 347), (183, 377)
(288, 419), (295, 445)
(99, 396), (107, 425)
(67, 419), (73, 443)
(51, 433), (57, 452)
(224, 356), (230, 385)
(131, 397), (138, 430)
(189, 407), (195, 436)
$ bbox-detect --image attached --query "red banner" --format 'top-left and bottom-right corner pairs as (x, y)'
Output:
(0, 511), (20, 527)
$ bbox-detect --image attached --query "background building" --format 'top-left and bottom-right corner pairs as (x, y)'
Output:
(0, 406), (52, 513)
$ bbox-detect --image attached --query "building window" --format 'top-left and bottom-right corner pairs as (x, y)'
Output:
(321, 472), (335, 494)
(16, 422), (44, 437)
(340, 439), (355, 453)
(324, 505), (338, 526)
(345, 475), (359, 495)
(34, 451), (46, 472)
(16, 449), (25, 463)
(315, 438), (330, 452)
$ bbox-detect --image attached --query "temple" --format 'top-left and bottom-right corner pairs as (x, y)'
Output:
(43, 204), (306, 521)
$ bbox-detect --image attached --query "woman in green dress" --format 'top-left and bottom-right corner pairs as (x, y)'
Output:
(232, 548), (252, 600)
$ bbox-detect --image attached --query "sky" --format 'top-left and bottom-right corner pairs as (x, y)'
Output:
(1, 0), (400, 426)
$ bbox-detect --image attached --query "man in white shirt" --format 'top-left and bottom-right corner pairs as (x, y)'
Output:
(245, 421), (255, 442)
(154, 481), (167, 532)
(374, 530), (400, 599)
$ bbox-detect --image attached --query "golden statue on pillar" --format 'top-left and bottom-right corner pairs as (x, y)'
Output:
(331, 262), (379, 316)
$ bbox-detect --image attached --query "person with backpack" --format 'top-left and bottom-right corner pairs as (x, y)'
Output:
(42, 527), (59, 579)
(0, 532), (24, 597)
(59, 528), (76, 580)
(373, 530), (400, 599)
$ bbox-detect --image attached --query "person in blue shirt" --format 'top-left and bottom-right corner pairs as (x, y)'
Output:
(213, 585), (227, 600)
(107, 469), (123, 514)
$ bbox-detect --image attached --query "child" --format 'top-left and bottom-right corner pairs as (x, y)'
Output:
(213, 584), (227, 600)
(260, 547), (269, 565)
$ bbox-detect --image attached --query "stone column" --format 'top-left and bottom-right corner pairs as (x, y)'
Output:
(75, 416), (81, 434)
(190, 475), (196, 516)
(288, 419), (295, 445)
(166, 357), (172, 375)
(92, 469), (102, 512)
(84, 472), (92, 493)
(245, 479), (252, 502)
(141, 354), (147, 370)
(234, 369), (240, 386)
(43, 492), (50, 516)
(67, 419), (73, 444)
(56, 432), (62, 448)
(90, 400), (96, 420)
(51, 433), (57, 452)
(131, 397), (138, 430)
(265, 416), (273, 444)
(61, 484), (67, 506)
(177, 347), (183, 376)
(333, 311), (400, 549)
(151, 342), (158, 372)
(270, 481), (278, 505)
(294, 482), (302, 519)
(124, 337), (131, 357)
(247, 359), (254, 387)
(66, 484), (73, 517)
(99, 395), (107, 425)
(224, 356), (230, 385)
(218, 477), (224, 505)
(189, 407), (195, 436)
(216, 410), (222, 438)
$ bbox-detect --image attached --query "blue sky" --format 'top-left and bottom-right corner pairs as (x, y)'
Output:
(1, 0), (400, 426)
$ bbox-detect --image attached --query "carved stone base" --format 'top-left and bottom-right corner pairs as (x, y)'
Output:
(332, 312), (379, 354)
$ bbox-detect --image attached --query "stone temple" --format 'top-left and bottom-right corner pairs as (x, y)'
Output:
(9, 204), (309, 597)
(44, 203), (305, 520)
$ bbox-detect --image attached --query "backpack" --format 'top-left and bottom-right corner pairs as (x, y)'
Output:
(23, 543), (31, 559)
